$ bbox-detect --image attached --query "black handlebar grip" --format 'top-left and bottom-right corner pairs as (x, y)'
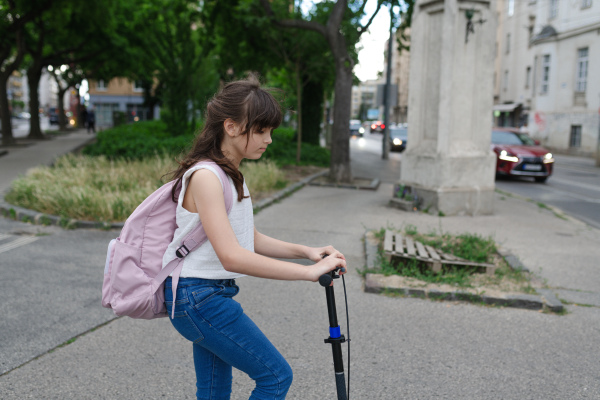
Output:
(319, 273), (333, 287)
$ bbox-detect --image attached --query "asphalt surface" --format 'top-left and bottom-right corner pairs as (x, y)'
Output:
(1, 130), (600, 399)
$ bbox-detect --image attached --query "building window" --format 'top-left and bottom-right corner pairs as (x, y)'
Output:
(525, 66), (531, 88)
(503, 70), (509, 91)
(576, 48), (588, 93)
(541, 55), (550, 94)
(581, 0), (592, 8)
(506, 33), (511, 54)
(549, 0), (558, 19)
(97, 80), (107, 91)
(508, 0), (514, 16)
(133, 80), (144, 93)
(570, 125), (582, 148)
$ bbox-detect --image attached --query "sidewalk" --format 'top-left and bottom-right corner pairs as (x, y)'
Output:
(0, 129), (94, 194)
(1, 134), (599, 398)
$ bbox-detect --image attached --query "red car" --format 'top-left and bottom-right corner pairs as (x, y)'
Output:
(491, 128), (554, 183)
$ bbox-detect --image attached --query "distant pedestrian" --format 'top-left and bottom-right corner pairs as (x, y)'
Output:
(80, 106), (88, 130)
(87, 107), (95, 133)
(163, 77), (347, 399)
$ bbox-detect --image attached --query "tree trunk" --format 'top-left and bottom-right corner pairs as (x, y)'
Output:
(27, 66), (45, 139)
(57, 88), (68, 131)
(0, 77), (15, 146)
(295, 62), (302, 164)
(329, 61), (353, 182)
(301, 79), (324, 145)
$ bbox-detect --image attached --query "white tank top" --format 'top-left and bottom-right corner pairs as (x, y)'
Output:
(161, 164), (252, 279)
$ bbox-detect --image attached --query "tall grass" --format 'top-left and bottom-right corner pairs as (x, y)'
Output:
(6, 154), (177, 222)
(240, 160), (288, 195)
(6, 155), (291, 223)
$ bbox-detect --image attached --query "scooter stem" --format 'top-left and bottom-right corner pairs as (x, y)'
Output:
(322, 272), (348, 400)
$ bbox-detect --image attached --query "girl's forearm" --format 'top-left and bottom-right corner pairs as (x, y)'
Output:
(219, 245), (311, 280)
(254, 230), (309, 259)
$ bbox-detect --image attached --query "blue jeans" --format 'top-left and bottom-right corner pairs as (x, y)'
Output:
(165, 277), (293, 399)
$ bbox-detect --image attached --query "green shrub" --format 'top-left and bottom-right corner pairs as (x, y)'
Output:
(83, 122), (329, 167)
(83, 121), (195, 160)
(262, 128), (330, 167)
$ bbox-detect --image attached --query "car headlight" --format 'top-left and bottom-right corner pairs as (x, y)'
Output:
(499, 150), (519, 162)
(543, 153), (554, 163)
(393, 138), (402, 145)
(359, 127), (365, 133)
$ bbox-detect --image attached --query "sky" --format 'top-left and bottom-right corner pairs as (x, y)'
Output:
(354, 3), (392, 82)
(299, 1), (392, 83)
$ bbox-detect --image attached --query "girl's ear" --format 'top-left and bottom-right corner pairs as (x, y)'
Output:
(224, 118), (240, 137)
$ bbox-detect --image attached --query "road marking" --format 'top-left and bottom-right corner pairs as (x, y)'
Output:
(0, 236), (39, 255)
(550, 177), (600, 193)
(0, 233), (12, 242)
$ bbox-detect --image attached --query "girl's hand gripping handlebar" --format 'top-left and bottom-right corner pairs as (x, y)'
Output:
(318, 254), (346, 287)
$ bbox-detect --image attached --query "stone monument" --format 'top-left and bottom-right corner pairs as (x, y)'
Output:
(400, 0), (497, 215)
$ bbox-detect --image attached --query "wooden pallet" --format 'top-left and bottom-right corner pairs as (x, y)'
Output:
(383, 230), (496, 275)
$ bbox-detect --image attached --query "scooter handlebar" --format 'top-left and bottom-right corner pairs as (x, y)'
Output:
(318, 253), (345, 287)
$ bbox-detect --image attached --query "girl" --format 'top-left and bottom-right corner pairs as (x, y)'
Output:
(162, 77), (347, 400)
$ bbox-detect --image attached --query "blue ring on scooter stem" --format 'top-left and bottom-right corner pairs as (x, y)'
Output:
(329, 326), (341, 338)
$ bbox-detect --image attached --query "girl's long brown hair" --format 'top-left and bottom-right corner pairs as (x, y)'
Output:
(169, 77), (283, 202)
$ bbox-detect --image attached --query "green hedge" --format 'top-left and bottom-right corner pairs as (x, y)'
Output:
(262, 128), (330, 167)
(83, 121), (329, 167)
(83, 121), (194, 160)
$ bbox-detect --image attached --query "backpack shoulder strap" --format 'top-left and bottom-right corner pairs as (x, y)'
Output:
(153, 161), (234, 284)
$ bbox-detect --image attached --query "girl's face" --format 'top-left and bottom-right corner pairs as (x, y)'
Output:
(224, 119), (273, 166)
(244, 127), (273, 160)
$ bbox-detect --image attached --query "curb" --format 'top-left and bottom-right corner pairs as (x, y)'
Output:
(0, 170), (330, 230)
(309, 177), (380, 190)
(253, 170), (328, 213)
(362, 231), (564, 313)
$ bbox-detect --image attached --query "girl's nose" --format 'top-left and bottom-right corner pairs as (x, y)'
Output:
(265, 133), (272, 144)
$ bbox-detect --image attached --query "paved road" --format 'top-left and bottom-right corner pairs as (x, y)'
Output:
(350, 132), (403, 183)
(495, 155), (600, 229)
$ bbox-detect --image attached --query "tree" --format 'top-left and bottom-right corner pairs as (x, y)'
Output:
(25, 0), (111, 140)
(127, 0), (219, 136)
(260, 0), (388, 182)
(0, 0), (53, 146)
(396, 0), (414, 54)
(202, 0), (336, 162)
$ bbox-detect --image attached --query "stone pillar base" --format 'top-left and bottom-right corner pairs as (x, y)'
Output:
(405, 184), (495, 216)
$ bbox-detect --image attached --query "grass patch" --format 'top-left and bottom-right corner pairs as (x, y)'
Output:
(363, 226), (538, 294)
(5, 154), (299, 223)
(240, 159), (288, 195)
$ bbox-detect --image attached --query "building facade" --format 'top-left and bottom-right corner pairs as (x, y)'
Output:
(494, 0), (600, 156)
(351, 79), (380, 121)
(88, 78), (149, 127)
(386, 28), (411, 124)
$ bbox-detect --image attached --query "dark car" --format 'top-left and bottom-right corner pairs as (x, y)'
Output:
(491, 128), (554, 183)
(389, 126), (408, 152)
(48, 107), (59, 125)
(349, 120), (364, 137)
(370, 120), (385, 133)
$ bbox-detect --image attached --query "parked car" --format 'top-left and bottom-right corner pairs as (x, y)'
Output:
(370, 120), (385, 133)
(48, 107), (60, 125)
(389, 126), (408, 152)
(491, 128), (554, 183)
(349, 120), (364, 137)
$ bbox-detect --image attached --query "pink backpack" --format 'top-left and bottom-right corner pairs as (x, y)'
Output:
(101, 161), (233, 319)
